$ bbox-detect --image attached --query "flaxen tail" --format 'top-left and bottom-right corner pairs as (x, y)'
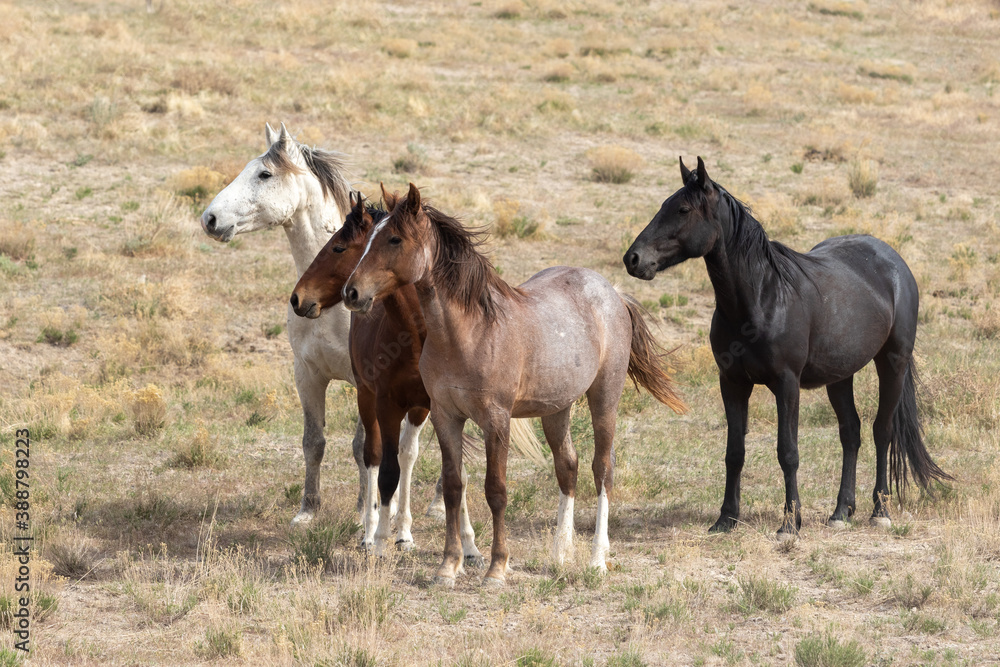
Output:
(460, 419), (546, 466)
(620, 294), (687, 414)
(509, 418), (546, 466)
(890, 358), (953, 498)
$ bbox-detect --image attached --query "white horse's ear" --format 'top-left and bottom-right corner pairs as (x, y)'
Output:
(279, 122), (292, 144)
(265, 122), (279, 148)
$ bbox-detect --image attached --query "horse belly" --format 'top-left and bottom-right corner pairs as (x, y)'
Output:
(511, 327), (601, 418)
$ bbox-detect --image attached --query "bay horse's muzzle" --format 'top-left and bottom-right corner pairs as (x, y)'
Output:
(289, 292), (321, 319)
(343, 286), (373, 314)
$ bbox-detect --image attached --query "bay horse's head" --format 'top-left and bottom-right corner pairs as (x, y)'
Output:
(201, 123), (346, 242)
(290, 192), (383, 319)
(623, 156), (722, 280)
(343, 183), (432, 314)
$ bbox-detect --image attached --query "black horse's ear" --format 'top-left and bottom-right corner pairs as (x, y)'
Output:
(679, 156), (692, 185)
(696, 156), (712, 191)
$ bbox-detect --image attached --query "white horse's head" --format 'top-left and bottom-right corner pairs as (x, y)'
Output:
(200, 123), (350, 242)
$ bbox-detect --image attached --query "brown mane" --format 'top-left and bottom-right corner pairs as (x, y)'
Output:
(263, 139), (352, 215)
(391, 204), (523, 322)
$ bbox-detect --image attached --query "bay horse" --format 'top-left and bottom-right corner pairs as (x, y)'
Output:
(342, 184), (686, 587)
(290, 194), (544, 559)
(201, 123), (362, 524)
(623, 157), (952, 536)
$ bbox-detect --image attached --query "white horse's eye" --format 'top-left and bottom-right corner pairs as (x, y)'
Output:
(259, 171), (272, 180)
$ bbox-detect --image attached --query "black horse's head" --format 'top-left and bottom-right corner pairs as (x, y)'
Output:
(623, 156), (722, 280)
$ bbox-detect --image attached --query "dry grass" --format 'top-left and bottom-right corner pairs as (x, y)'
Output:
(847, 157), (879, 198)
(1, 0), (999, 663)
(587, 145), (643, 184)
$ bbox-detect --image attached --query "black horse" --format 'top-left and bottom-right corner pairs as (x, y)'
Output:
(624, 157), (951, 535)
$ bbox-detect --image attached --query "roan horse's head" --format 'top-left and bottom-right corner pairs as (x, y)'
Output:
(201, 123), (322, 242)
(623, 156), (723, 280)
(289, 193), (383, 319)
(342, 183), (432, 314)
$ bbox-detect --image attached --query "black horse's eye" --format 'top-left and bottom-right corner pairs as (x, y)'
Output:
(389, 236), (402, 246)
(679, 206), (691, 214)
(332, 246), (346, 254)
(259, 171), (272, 180)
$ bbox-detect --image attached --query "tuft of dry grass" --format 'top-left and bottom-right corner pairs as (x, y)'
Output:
(44, 531), (100, 580)
(0, 221), (36, 262)
(847, 158), (878, 198)
(948, 243), (977, 282)
(131, 384), (167, 436)
(170, 166), (227, 208)
(170, 426), (224, 468)
(587, 146), (643, 184)
(542, 62), (573, 83)
(492, 1), (526, 19)
(493, 197), (542, 239)
(383, 38), (418, 58)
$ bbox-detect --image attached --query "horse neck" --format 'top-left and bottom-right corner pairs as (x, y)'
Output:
(381, 285), (427, 357)
(411, 237), (487, 358)
(702, 203), (771, 322)
(283, 183), (341, 278)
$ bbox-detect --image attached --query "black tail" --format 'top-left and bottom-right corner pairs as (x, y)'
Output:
(890, 359), (953, 498)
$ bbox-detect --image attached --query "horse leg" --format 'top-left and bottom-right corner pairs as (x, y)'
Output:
(357, 386), (382, 549)
(587, 379), (624, 573)
(350, 417), (366, 515)
(394, 407), (428, 550)
(426, 475), (446, 521)
(711, 376), (752, 533)
(482, 415), (512, 587)
(291, 362), (329, 525)
(870, 351), (907, 528)
(773, 375), (802, 536)
(827, 376), (861, 528)
(372, 401), (406, 557)
(432, 412), (467, 586)
(542, 406), (578, 566)
(458, 462), (484, 568)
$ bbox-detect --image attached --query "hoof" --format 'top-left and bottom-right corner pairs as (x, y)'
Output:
(395, 539), (416, 552)
(425, 504), (446, 522)
(464, 554), (486, 569)
(290, 510), (314, 526)
(828, 519), (849, 531)
(709, 517), (737, 534)
(434, 575), (456, 588)
(588, 561), (609, 574)
(870, 516), (892, 530)
(776, 530), (798, 543)
(481, 576), (505, 589)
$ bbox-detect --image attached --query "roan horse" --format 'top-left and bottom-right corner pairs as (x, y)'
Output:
(200, 124), (415, 525)
(343, 184), (686, 586)
(623, 157), (952, 536)
(289, 194), (543, 557)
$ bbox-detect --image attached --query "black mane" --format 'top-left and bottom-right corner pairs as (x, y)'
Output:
(712, 183), (802, 287)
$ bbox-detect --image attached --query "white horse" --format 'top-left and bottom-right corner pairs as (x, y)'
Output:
(200, 123), (439, 529)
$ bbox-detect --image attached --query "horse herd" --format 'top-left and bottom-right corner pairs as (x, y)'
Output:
(201, 123), (951, 587)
